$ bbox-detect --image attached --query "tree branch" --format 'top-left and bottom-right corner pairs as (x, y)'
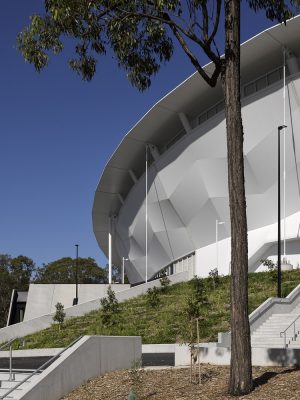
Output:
(208, 0), (222, 45)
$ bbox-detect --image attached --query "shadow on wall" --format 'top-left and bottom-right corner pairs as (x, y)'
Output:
(268, 348), (300, 367)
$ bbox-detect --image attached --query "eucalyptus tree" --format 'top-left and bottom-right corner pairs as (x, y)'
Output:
(17, 0), (299, 394)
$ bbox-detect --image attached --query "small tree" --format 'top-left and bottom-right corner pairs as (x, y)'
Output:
(160, 275), (170, 293)
(208, 268), (220, 290)
(189, 276), (208, 304)
(128, 358), (143, 399)
(260, 259), (277, 283)
(53, 302), (65, 330)
(100, 286), (120, 326)
(146, 286), (160, 308)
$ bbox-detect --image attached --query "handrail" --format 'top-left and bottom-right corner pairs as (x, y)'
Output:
(0, 335), (83, 400)
(0, 338), (18, 351)
(0, 338), (20, 381)
(280, 314), (300, 348)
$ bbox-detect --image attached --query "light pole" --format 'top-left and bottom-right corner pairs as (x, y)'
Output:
(278, 125), (287, 298)
(73, 244), (79, 305)
(145, 144), (148, 284)
(122, 257), (129, 284)
(216, 220), (225, 270)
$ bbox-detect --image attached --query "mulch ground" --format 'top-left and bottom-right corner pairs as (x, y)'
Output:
(61, 365), (300, 400)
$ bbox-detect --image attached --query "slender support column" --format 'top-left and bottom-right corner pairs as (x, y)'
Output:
(278, 125), (287, 298)
(108, 217), (112, 285)
(278, 126), (281, 298)
(75, 244), (79, 303)
(283, 49), (287, 257)
(145, 146), (148, 283)
(216, 219), (219, 269)
(215, 220), (225, 270)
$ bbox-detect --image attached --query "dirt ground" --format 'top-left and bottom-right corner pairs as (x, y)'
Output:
(61, 365), (300, 400)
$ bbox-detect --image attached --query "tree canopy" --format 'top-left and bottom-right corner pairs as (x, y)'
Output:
(35, 256), (108, 284)
(18, 1), (298, 90)
(0, 254), (36, 328)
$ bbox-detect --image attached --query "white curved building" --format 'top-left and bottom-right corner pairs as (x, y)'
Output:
(93, 17), (300, 284)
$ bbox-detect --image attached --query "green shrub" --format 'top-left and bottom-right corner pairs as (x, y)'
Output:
(100, 286), (119, 326)
(208, 268), (220, 289)
(146, 286), (160, 308)
(53, 302), (65, 330)
(160, 275), (171, 292)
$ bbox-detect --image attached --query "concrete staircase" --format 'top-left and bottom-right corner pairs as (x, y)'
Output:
(0, 371), (40, 399)
(251, 303), (300, 348)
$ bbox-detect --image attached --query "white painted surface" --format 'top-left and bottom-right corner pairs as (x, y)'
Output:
(24, 284), (130, 321)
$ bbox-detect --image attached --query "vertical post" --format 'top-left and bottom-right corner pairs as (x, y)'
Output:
(283, 49), (287, 257)
(216, 219), (218, 269)
(196, 318), (201, 385)
(277, 125), (286, 298)
(284, 332), (287, 348)
(73, 244), (79, 305)
(9, 346), (14, 381)
(75, 244), (79, 303)
(122, 257), (125, 284)
(145, 145), (148, 284)
(108, 217), (112, 285)
(216, 220), (224, 270)
(293, 322), (296, 340)
(278, 126), (281, 298)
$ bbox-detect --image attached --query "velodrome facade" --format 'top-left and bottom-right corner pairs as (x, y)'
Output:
(93, 17), (300, 285)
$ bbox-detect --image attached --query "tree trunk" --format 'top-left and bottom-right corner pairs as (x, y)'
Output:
(223, 0), (253, 395)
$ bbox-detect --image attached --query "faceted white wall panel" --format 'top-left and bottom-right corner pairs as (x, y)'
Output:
(114, 77), (300, 283)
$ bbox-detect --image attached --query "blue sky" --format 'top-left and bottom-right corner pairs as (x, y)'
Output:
(0, 2), (278, 268)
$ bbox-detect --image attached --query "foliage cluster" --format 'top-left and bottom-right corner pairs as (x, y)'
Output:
(260, 259), (277, 282)
(100, 286), (120, 326)
(53, 302), (66, 330)
(146, 286), (161, 308)
(35, 257), (107, 284)
(146, 273), (171, 308)
(159, 274), (171, 292)
(0, 254), (35, 328)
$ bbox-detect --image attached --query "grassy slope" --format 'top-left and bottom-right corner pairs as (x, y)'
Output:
(14, 270), (300, 349)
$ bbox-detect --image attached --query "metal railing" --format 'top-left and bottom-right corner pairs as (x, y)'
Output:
(0, 335), (83, 400)
(0, 338), (21, 382)
(280, 314), (300, 348)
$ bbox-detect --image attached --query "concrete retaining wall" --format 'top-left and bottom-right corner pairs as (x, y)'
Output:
(19, 336), (141, 400)
(175, 343), (300, 367)
(24, 284), (130, 321)
(0, 272), (189, 345)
